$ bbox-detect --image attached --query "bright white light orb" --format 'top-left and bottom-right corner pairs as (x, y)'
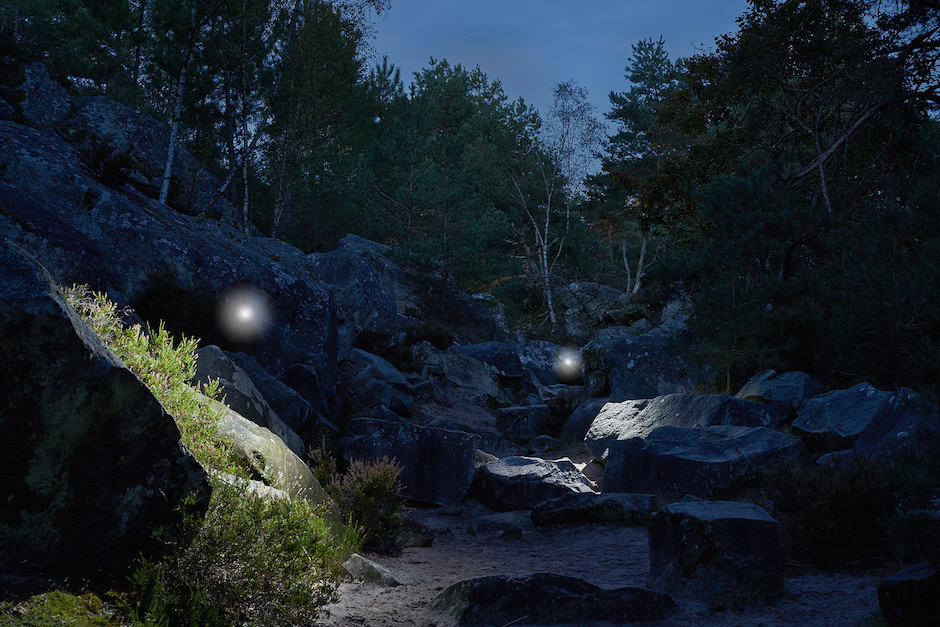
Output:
(556, 348), (582, 380)
(218, 286), (271, 343)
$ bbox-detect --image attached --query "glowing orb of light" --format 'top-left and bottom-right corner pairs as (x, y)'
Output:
(218, 286), (271, 343)
(556, 348), (582, 378)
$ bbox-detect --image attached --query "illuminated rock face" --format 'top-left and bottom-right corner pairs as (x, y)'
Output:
(0, 244), (209, 581)
(472, 456), (594, 511)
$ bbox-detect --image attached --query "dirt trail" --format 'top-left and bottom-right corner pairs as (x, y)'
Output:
(314, 501), (881, 627)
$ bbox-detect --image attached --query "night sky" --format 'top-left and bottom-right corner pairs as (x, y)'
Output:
(371, 0), (750, 122)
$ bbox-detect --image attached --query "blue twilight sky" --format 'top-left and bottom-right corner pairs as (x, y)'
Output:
(370, 0), (751, 123)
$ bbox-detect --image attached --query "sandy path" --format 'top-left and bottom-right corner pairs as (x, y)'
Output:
(314, 503), (881, 627)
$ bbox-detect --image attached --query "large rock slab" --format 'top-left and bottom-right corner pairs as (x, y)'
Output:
(604, 425), (804, 496)
(793, 383), (937, 454)
(412, 341), (503, 400)
(307, 235), (412, 355)
(736, 369), (825, 420)
(530, 492), (655, 526)
(225, 351), (315, 435)
(516, 338), (563, 386)
(472, 457), (594, 511)
(342, 418), (480, 506)
(0, 245), (210, 580)
(427, 573), (677, 626)
(586, 394), (775, 461)
(648, 500), (785, 599)
(211, 397), (344, 533)
(194, 345), (303, 456)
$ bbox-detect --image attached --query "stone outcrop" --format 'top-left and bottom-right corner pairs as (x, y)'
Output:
(472, 456), (595, 511)
(735, 369), (825, 420)
(210, 396), (344, 533)
(194, 345), (304, 456)
(648, 500), (785, 599)
(530, 492), (655, 526)
(0, 244), (210, 580)
(559, 397), (610, 442)
(604, 425), (804, 496)
(342, 554), (405, 587)
(793, 382), (938, 455)
(342, 418), (480, 506)
(582, 334), (709, 400)
(586, 394), (775, 461)
(496, 405), (551, 444)
(878, 562), (940, 626)
(1, 63), (338, 376)
(451, 341), (525, 378)
(468, 511), (535, 540)
(427, 572), (677, 626)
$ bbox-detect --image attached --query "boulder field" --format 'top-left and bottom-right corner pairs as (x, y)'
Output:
(2, 65), (937, 624)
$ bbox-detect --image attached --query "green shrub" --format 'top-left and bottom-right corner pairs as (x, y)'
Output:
(129, 480), (360, 626)
(327, 457), (404, 552)
(761, 459), (896, 571)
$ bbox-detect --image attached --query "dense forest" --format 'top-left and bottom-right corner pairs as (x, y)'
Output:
(1, 0), (938, 393)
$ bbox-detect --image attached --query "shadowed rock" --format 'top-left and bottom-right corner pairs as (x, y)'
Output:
(604, 425), (804, 497)
(342, 418), (480, 506)
(427, 572), (677, 626)
(648, 500), (785, 599)
(0, 244), (210, 581)
(531, 492), (655, 526)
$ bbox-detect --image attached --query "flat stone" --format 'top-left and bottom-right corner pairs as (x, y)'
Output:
(531, 492), (655, 526)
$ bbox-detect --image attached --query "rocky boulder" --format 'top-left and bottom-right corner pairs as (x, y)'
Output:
(530, 492), (656, 526)
(559, 397), (610, 442)
(648, 500), (785, 599)
(468, 511), (535, 540)
(0, 64), (338, 376)
(472, 457), (595, 511)
(793, 383), (937, 454)
(211, 397), (344, 534)
(427, 573), (677, 626)
(345, 348), (414, 417)
(342, 418), (480, 506)
(604, 425), (804, 496)
(451, 341), (525, 378)
(736, 369), (825, 420)
(0, 244), (210, 580)
(586, 394), (775, 461)
(307, 235), (412, 356)
(516, 338), (564, 386)
(194, 345), (303, 456)
(496, 405), (551, 444)
(412, 341), (504, 401)
(342, 554), (405, 587)
(225, 351), (317, 437)
(583, 334), (709, 400)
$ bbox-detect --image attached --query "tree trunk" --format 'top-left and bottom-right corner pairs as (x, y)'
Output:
(159, 3), (197, 206)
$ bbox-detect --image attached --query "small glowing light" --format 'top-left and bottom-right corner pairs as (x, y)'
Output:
(563, 357), (575, 367)
(218, 286), (271, 343)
